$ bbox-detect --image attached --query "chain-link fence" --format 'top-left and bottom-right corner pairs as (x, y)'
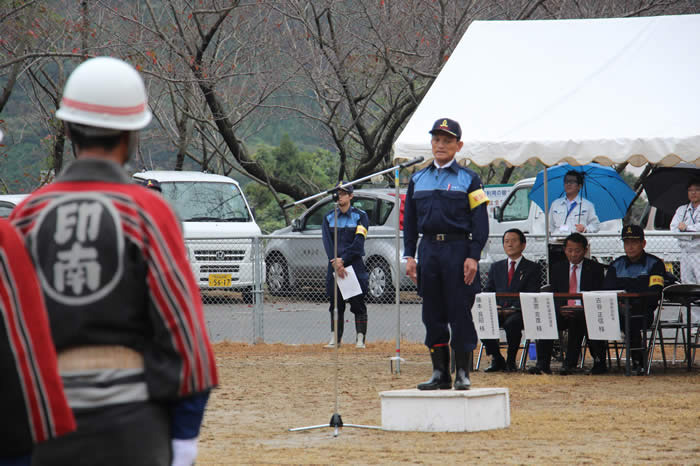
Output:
(198, 232), (699, 345)
(482, 232), (687, 287)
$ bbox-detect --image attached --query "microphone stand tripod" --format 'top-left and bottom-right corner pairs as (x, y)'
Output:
(286, 157), (424, 437)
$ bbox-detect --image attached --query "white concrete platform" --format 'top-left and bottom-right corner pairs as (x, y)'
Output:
(379, 388), (510, 432)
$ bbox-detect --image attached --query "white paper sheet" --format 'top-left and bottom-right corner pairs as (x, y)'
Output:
(334, 265), (363, 300)
(520, 293), (559, 340)
(472, 293), (500, 340)
(582, 292), (622, 341)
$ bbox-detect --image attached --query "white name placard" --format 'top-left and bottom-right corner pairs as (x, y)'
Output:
(520, 293), (559, 340)
(471, 293), (500, 340)
(582, 292), (622, 341)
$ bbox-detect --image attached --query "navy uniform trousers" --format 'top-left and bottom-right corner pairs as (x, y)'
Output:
(418, 238), (478, 353)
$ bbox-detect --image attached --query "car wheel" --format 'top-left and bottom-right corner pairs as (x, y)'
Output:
(266, 253), (289, 296)
(366, 257), (395, 304)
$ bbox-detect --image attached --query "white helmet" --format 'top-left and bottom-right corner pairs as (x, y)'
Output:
(56, 57), (152, 131)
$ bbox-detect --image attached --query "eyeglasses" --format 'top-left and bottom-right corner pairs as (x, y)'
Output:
(564, 179), (579, 185)
(688, 188), (700, 193)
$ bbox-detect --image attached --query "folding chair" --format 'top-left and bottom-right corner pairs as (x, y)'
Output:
(474, 338), (530, 370)
(648, 284), (700, 373)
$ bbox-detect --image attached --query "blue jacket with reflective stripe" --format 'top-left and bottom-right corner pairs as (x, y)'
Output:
(403, 163), (489, 259)
(322, 206), (369, 289)
(603, 251), (665, 315)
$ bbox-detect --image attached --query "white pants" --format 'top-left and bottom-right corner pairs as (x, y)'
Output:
(680, 253), (700, 324)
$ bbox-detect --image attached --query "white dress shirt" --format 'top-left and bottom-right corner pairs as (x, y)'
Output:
(548, 195), (600, 234)
(670, 202), (700, 253)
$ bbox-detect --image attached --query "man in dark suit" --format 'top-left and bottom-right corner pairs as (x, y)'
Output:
(529, 233), (607, 375)
(482, 229), (543, 372)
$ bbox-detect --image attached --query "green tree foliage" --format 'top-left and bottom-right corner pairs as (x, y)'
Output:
(245, 135), (337, 233)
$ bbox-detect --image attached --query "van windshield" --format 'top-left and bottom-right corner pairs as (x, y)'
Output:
(160, 181), (251, 222)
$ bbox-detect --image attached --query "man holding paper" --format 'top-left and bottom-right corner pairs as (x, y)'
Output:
(322, 182), (370, 349)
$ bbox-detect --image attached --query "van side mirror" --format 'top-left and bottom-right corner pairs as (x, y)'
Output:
(291, 218), (302, 232)
(493, 206), (501, 221)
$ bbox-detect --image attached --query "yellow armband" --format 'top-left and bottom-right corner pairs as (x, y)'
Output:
(468, 188), (489, 209)
(649, 275), (664, 287)
(355, 225), (367, 237)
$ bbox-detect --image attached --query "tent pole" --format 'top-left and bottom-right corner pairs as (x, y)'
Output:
(391, 168), (404, 374)
(543, 165), (550, 284)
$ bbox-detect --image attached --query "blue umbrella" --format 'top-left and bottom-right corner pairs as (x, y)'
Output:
(529, 163), (635, 223)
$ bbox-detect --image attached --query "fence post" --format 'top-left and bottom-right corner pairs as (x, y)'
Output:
(253, 236), (264, 344)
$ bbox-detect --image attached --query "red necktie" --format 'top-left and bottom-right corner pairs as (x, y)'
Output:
(508, 260), (515, 286)
(568, 264), (578, 306)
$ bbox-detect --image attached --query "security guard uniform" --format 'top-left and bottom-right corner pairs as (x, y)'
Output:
(603, 225), (665, 371)
(322, 199), (369, 345)
(404, 152), (489, 387)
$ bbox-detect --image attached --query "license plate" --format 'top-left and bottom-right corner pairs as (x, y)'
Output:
(208, 273), (232, 287)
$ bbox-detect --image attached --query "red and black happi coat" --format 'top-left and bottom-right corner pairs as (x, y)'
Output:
(0, 219), (76, 457)
(10, 158), (218, 404)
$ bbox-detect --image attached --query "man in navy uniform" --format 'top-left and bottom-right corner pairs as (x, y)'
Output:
(482, 229), (543, 372)
(321, 182), (370, 349)
(603, 225), (665, 375)
(404, 118), (489, 390)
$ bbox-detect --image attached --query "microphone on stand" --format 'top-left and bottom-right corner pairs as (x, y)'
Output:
(399, 156), (425, 169)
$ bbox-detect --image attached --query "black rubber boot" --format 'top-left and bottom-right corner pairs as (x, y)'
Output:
(355, 312), (367, 336)
(453, 351), (472, 390)
(328, 311), (344, 344)
(417, 345), (452, 390)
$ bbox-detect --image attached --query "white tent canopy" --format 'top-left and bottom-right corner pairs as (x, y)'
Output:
(393, 14), (700, 168)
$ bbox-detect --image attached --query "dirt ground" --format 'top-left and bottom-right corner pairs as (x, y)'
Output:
(198, 342), (700, 465)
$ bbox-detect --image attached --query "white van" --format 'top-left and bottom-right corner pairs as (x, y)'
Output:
(488, 177), (623, 264)
(133, 171), (262, 303)
(490, 177), (622, 237)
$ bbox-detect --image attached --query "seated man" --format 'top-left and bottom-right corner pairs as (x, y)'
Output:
(529, 233), (606, 375)
(482, 229), (543, 372)
(603, 225), (665, 375)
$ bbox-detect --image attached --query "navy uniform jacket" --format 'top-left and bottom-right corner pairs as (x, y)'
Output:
(403, 163), (489, 261)
(484, 257), (543, 309)
(603, 252), (665, 319)
(322, 205), (369, 296)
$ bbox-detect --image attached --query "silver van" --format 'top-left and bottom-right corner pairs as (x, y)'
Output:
(264, 189), (413, 303)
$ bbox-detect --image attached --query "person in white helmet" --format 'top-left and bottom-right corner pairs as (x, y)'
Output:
(0, 129), (76, 466)
(10, 57), (218, 466)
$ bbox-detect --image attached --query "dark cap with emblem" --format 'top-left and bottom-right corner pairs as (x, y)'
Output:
(621, 224), (644, 240)
(144, 179), (162, 192)
(336, 180), (353, 194)
(429, 118), (462, 140)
